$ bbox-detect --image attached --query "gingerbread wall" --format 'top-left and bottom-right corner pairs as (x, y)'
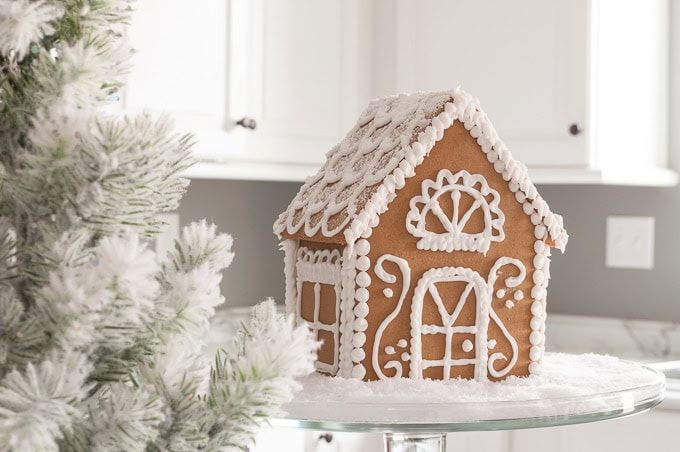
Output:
(360, 121), (540, 381)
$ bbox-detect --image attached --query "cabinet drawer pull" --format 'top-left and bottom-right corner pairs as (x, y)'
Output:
(236, 117), (257, 130)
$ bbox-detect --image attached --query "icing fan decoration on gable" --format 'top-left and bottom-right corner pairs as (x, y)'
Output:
(406, 169), (505, 254)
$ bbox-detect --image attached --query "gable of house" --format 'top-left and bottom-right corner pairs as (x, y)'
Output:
(357, 121), (540, 381)
(274, 88), (567, 252)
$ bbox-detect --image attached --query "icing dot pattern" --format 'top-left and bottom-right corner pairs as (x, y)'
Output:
(351, 239), (372, 378)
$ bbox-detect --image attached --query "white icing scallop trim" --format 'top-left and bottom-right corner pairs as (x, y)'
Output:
(274, 88), (568, 255)
(406, 169), (505, 254)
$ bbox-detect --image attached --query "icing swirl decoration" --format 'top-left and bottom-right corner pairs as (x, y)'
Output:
(486, 257), (526, 378)
(373, 254), (411, 379)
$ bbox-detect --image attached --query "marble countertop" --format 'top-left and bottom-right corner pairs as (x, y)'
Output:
(546, 313), (680, 411)
(546, 313), (680, 362)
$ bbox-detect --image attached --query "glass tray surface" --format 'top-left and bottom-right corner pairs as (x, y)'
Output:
(271, 353), (665, 433)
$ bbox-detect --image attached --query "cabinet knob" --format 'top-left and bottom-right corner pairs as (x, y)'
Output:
(569, 123), (582, 136)
(236, 117), (257, 130)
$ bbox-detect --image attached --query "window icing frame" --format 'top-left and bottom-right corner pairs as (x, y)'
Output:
(295, 247), (342, 374)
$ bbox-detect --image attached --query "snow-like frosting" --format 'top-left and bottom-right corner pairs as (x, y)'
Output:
(273, 88), (568, 253)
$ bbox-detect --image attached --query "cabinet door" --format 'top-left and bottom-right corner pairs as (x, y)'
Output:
(243, 0), (372, 166)
(383, 0), (588, 168)
(125, 0), (250, 162)
(126, 0), (371, 170)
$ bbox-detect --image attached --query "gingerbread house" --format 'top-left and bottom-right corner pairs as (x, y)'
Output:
(274, 89), (568, 382)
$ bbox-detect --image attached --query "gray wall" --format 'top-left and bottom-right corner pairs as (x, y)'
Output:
(179, 179), (300, 308)
(177, 178), (680, 322)
(177, 4), (680, 322)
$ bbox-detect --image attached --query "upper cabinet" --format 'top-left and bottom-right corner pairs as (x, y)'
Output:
(125, 0), (372, 182)
(124, 0), (676, 186)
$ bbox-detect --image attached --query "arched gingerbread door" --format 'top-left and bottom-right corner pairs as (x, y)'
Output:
(409, 267), (491, 381)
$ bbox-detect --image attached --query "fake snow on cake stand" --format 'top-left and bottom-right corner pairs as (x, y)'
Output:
(271, 353), (665, 452)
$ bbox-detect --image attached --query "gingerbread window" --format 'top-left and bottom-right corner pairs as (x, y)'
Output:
(295, 247), (342, 374)
(406, 169), (505, 253)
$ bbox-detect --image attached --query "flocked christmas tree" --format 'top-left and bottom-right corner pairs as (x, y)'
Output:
(0, 1), (317, 450)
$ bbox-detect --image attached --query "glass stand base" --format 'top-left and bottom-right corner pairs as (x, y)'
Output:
(384, 433), (446, 452)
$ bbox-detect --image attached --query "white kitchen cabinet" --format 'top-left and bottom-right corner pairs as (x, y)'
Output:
(377, 0), (588, 170)
(375, 0), (675, 186)
(125, 0), (371, 181)
(509, 407), (679, 452)
(126, 0), (675, 186)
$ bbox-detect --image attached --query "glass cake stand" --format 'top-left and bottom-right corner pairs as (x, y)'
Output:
(270, 356), (665, 452)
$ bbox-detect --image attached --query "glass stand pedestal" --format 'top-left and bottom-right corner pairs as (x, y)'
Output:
(384, 433), (446, 452)
(271, 354), (665, 452)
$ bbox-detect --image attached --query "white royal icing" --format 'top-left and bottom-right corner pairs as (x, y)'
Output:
(348, 239), (372, 379)
(295, 247), (343, 375)
(409, 256), (525, 381)
(273, 88), (568, 254)
(410, 266), (490, 380)
(339, 243), (359, 377)
(406, 169), (505, 254)
(372, 254), (412, 379)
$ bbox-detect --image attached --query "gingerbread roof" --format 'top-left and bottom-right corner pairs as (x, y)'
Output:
(274, 88), (568, 251)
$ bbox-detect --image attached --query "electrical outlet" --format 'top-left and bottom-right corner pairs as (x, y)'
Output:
(605, 216), (655, 269)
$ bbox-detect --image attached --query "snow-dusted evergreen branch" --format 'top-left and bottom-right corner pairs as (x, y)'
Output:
(206, 301), (319, 450)
(0, 350), (91, 451)
(0, 1), (318, 450)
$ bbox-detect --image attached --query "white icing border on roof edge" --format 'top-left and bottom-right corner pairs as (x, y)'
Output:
(342, 88), (568, 252)
(275, 88), (568, 253)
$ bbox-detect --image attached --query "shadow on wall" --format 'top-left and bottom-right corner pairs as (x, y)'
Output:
(179, 179), (680, 322)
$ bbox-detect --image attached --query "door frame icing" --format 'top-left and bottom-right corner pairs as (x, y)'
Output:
(409, 266), (491, 381)
(409, 257), (526, 381)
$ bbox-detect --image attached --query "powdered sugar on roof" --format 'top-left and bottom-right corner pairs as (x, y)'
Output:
(274, 88), (568, 251)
